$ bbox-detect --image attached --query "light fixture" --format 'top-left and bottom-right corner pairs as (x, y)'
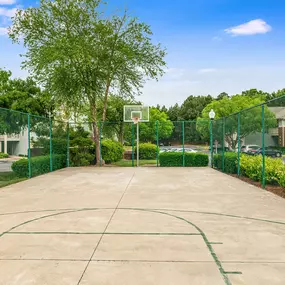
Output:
(209, 109), (216, 120)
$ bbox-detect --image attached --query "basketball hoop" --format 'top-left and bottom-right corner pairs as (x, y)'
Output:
(132, 117), (140, 124)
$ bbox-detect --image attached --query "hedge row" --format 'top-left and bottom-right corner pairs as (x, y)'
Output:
(159, 152), (208, 167)
(214, 152), (238, 174)
(240, 155), (285, 187)
(11, 154), (66, 178)
(214, 152), (285, 188)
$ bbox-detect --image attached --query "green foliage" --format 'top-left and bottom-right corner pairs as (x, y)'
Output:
(214, 152), (238, 174)
(180, 95), (213, 120)
(70, 150), (94, 167)
(0, 68), (54, 116)
(70, 135), (95, 167)
(9, 0), (166, 164)
(101, 140), (124, 164)
(159, 152), (208, 167)
(33, 138), (67, 156)
(279, 173), (285, 188)
(112, 159), (157, 167)
(69, 127), (123, 165)
(0, 152), (9, 159)
(215, 153), (285, 187)
(98, 96), (138, 144)
(135, 143), (158, 160)
(198, 95), (276, 149)
(12, 155), (66, 178)
(139, 108), (174, 142)
(240, 155), (285, 186)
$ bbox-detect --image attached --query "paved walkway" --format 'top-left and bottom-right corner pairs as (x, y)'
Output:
(1, 167), (285, 285)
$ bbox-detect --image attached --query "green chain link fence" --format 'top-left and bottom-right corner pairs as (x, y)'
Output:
(0, 95), (284, 188)
(212, 95), (285, 189)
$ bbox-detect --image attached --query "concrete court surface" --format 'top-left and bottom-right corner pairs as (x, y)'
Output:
(1, 168), (285, 285)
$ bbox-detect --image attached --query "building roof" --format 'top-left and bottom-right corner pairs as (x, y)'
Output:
(269, 107), (285, 120)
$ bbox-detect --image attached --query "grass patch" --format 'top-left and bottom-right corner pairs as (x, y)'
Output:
(0, 172), (27, 188)
(112, 159), (157, 167)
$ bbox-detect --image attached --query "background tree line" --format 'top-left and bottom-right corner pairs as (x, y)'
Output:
(1, 66), (284, 148)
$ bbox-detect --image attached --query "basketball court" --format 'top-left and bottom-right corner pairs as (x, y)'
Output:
(1, 167), (285, 285)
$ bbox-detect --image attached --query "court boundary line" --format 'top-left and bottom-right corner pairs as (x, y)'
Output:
(0, 208), (236, 285)
(1, 207), (285, 227)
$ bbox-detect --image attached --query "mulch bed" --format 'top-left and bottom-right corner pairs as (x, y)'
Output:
(230, 174), (285, 199)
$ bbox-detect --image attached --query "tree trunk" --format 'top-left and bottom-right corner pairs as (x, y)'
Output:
(102, 81), (111, 122)
(92, 122), (101, 166)
(119, 123), (124, 144)
(90, 104), (101, 166)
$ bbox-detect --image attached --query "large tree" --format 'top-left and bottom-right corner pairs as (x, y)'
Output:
(197, 95), (276, 149)
(9, 0), (166, 164)
(136, 108), (174, 143)
(0, 68), (54, 116)
(180, 95), (213, 121)
(0, 68), (55, 136)
(98, 95), (138, 144)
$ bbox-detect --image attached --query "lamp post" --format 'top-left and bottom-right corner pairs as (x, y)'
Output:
(209, 109), (216, 167)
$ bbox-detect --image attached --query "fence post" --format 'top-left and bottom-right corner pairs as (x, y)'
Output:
(222, 118), (225, 172)
(210, 119), (213, 167)
(182, 121), (185, 167)
(49, 118), (53, 172)
(66, 122), (70, 167)
(156, 120), (159, 167)
(262, 105), (266, 188)
(132, 122), (135, 167)
(28, 114), (31, 178)
(237, 113), (241, 176)
(99, 121), (102, 167)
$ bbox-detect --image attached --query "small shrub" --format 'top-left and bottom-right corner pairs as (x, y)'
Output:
(159, 152), (208, 167)
(135, 143), (158, 160)
(18, 154), (28, 157)
(70, 137), (95, 166)
(279, 173), (285, 188)
(102, 140), (124, 164)
(12, 154), (66, 178)
(240, 155), (285, 187)
(240, 155), (262, 181)
(214, 152), (238, 174)
(0, 152), (9, 159)
(69, 138), (123, 166)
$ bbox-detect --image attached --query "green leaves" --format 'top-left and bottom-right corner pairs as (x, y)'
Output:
(159, 152), (209, 167)
(139, 108), (174, 142)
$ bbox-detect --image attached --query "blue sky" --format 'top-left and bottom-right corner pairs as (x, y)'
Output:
(1, 0), (285, 106)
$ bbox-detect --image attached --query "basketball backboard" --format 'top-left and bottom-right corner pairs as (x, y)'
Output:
(123, 105), (149, 122)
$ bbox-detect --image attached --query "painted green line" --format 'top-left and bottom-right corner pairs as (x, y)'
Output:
(1, 207), (285, 229)
(128, 208), (233, 285)
(0, 208), (234, 285)
(7, 231), (201, 236)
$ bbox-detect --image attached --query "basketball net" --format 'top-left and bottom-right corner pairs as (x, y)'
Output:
(132, 117), (140, 124)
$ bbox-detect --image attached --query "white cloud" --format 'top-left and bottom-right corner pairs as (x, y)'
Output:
(0, 7), (17, 18)
(0, 0), (16, 4)
(0, 26), (7, 35)
(198, 68), (217, 74)
(225, 19), (272, 36)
